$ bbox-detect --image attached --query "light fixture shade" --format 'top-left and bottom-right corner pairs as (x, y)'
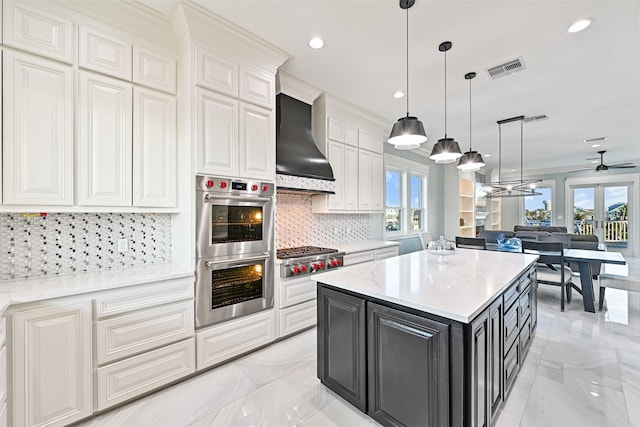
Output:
(388, 116), (428, 150)
(429, 137), (462, 163)
(457, 150), (486, 170)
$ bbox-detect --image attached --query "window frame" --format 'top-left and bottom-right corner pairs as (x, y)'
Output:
(385, 154), (429, 237)
(519, 179), (556, 226)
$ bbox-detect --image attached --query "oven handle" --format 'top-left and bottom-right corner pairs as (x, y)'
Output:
(205, 253), (270, 267)
(203, 194), (271, 203)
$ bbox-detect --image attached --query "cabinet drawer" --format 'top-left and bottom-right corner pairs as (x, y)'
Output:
(344, 250), (374, 266)
(96, 338), (195, 411)
(504, 340), (519, 396)
(278, 300), (317, 338)
(94, 277), (194, 318)
(519, 286), (531, 323)
(279, 276), (316, 308)
(503, 282), (519, 311)
(96, 301), (194, 365)
(374, 247), (399, 260)
(0, 346), (5, 405)
(196, 310), (275, 370)
(504, 303), (519, 355)
(520, 316), (532, 358)
(519, 274), (531, 293)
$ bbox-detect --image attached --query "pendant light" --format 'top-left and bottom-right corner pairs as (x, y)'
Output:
(430, 41), (462, 163)
(484, 116), (541, 198)
(457, 72), (485, 171)
(388, 0), (427, 150)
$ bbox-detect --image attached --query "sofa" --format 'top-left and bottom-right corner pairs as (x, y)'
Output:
(513, 225), (568, 233)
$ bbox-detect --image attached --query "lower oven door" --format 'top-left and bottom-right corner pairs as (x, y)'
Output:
(195, 253), (274, 328)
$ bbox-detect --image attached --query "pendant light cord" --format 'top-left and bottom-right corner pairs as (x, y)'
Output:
(468, 76), (472, 150)
(520, 119), (524, 183)
(444, 49), (447, 136)
(405, 5), (409, 117)
(498, 124), (502, 185)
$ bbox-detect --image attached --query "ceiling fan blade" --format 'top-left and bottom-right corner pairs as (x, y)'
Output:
(609, 164), (636, 169)
(567, 167), (593, 173)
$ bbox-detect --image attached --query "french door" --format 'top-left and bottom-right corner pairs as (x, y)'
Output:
(568, 180), (634, 256)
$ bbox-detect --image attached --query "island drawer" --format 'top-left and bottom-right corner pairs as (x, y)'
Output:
(519, 286), (531, 323)
(518, 274), (531, 293)
(519, 316), (532, 357)
(504, 303), (519, 354)
(503, 282), (519, 311)
(504, 340), (519, 396)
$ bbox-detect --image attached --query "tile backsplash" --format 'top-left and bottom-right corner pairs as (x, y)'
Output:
(276, 192), (372, 248)
(0, 213), (172, 281)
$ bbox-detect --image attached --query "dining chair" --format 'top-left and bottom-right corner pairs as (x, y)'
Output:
(455, 236), (487, 250)
(521, 240), (575, 311)
(478, 230), (505, 244)
(419, 232), (433, 250)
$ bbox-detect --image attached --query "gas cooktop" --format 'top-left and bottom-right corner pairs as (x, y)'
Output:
(276, 246), (339, 259)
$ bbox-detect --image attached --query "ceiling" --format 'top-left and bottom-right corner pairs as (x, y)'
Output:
(144, 0), (640, 173)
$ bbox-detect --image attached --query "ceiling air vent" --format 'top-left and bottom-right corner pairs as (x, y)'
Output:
(486, 57), (526, 79)
(524, 114), (548, 123)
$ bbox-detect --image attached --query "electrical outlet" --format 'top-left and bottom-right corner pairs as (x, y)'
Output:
(117, 239), (128, 252)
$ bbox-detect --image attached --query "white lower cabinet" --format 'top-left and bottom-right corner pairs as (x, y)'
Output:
(278, 300), (317, 338)
(10, 300), (93, 427)
(96, 338), (195, 411)
(344, 246), (400, 266)
(196, 310), (275, 370)
(374, 246), (400, 261)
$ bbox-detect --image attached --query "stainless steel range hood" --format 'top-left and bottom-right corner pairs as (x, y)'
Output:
(276, 73), (335, 194)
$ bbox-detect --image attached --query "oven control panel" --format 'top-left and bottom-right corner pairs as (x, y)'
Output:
(196, 175), (274, 197)
(279, 253), (344, 278)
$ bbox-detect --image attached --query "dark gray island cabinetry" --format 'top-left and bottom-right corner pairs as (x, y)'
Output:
(314, 249), (539, 427)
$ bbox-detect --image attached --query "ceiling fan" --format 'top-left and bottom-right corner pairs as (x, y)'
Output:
(593, 150), (635, 172)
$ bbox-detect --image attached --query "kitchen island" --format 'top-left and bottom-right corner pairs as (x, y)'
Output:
(312, 249), (539, 427)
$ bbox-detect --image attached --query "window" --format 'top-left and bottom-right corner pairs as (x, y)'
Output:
(522, 181), (554, 226)
(385, 155), (428, 236)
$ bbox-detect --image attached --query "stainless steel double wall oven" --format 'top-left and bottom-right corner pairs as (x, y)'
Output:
(195, 175), (275, 328)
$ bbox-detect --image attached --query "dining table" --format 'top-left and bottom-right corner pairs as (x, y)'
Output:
(487, 243), (626, 313)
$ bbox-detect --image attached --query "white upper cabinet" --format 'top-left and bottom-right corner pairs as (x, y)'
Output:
(359, 127), (383, 154)
(344, 124), (359, 147)
(3, 50), (73, 205)
(196, 47), (238, 97)
(133, 87), (176, 207)
(133, 46), (176, 94)
(78, 72), (133, 206)
(197, 87), (239, 177)
(239, 66), (274, 109)
(79, 26), (132, 81)
(358, 150), (384, 211)
(344, 145), (359, 210)
(239, 102), (274, 180)
(328, 117), (344, 142)
(2, 0), (74, 63)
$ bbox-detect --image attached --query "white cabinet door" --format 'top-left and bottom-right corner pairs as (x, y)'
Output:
(327, 117), (344, 142)
(239, 102), (274, 180)
(327, 141), (345, 210)
(358, 149), (383, 211)
(344, 145), (359, 211)
(196, 87), (239, 176)
(133, 46), (176, 94)
(3, 1), (73, 63)
(11, 300), (92, 427)
(359, 128), (383, 154)
(239, 66), (274, 109)
(3, 50), (73, 205)
(133, 86), (176, 207)
(78, 72), (133, 206)
(344, 124), (359, 146)
(79, 26), (132, 81)
(195, 47), (238, 97)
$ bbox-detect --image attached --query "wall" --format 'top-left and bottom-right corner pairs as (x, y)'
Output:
(0, 213), (172, 282)
(275, 192), (372, 248)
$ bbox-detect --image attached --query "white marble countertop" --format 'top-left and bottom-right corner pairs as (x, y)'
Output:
(0, 263), (194, 315)
(313, 249), (539, 323)
(336, 240), (401, 254)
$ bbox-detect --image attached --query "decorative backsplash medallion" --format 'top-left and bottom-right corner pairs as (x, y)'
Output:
(276, 192), (371, 248)
(0, 213), (172, 281)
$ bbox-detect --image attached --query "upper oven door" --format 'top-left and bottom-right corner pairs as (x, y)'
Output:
(196, 192), (274, 258)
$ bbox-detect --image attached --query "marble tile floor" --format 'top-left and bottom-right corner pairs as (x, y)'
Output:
(76, 259), (640, 427)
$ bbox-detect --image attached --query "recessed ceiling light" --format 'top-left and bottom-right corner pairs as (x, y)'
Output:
(568, 18), (593, 33)
(510, 169), (516, 172)
(592, 160), (599, 164)
(308, 37), (324, 49)
(484, 154), (491, 158)
(393, 91), (405, 99)
(590, 391), (599, 397)
(592, 143), (601, 148)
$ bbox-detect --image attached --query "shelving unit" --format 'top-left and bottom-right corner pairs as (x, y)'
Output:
(459, 179), (475, 237)
(490, 198), (502, 230)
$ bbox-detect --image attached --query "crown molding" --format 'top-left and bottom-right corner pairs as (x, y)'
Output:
(276, 71), (323, 105)
(315, 93), (389, 134)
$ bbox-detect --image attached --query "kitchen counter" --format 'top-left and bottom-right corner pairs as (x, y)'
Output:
(335, 239), (400, 254)
(0, 263), (193, 315)
(313, 248), (538, 323)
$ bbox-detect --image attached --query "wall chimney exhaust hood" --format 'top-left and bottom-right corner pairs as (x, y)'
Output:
(276, 72), (336, 194)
